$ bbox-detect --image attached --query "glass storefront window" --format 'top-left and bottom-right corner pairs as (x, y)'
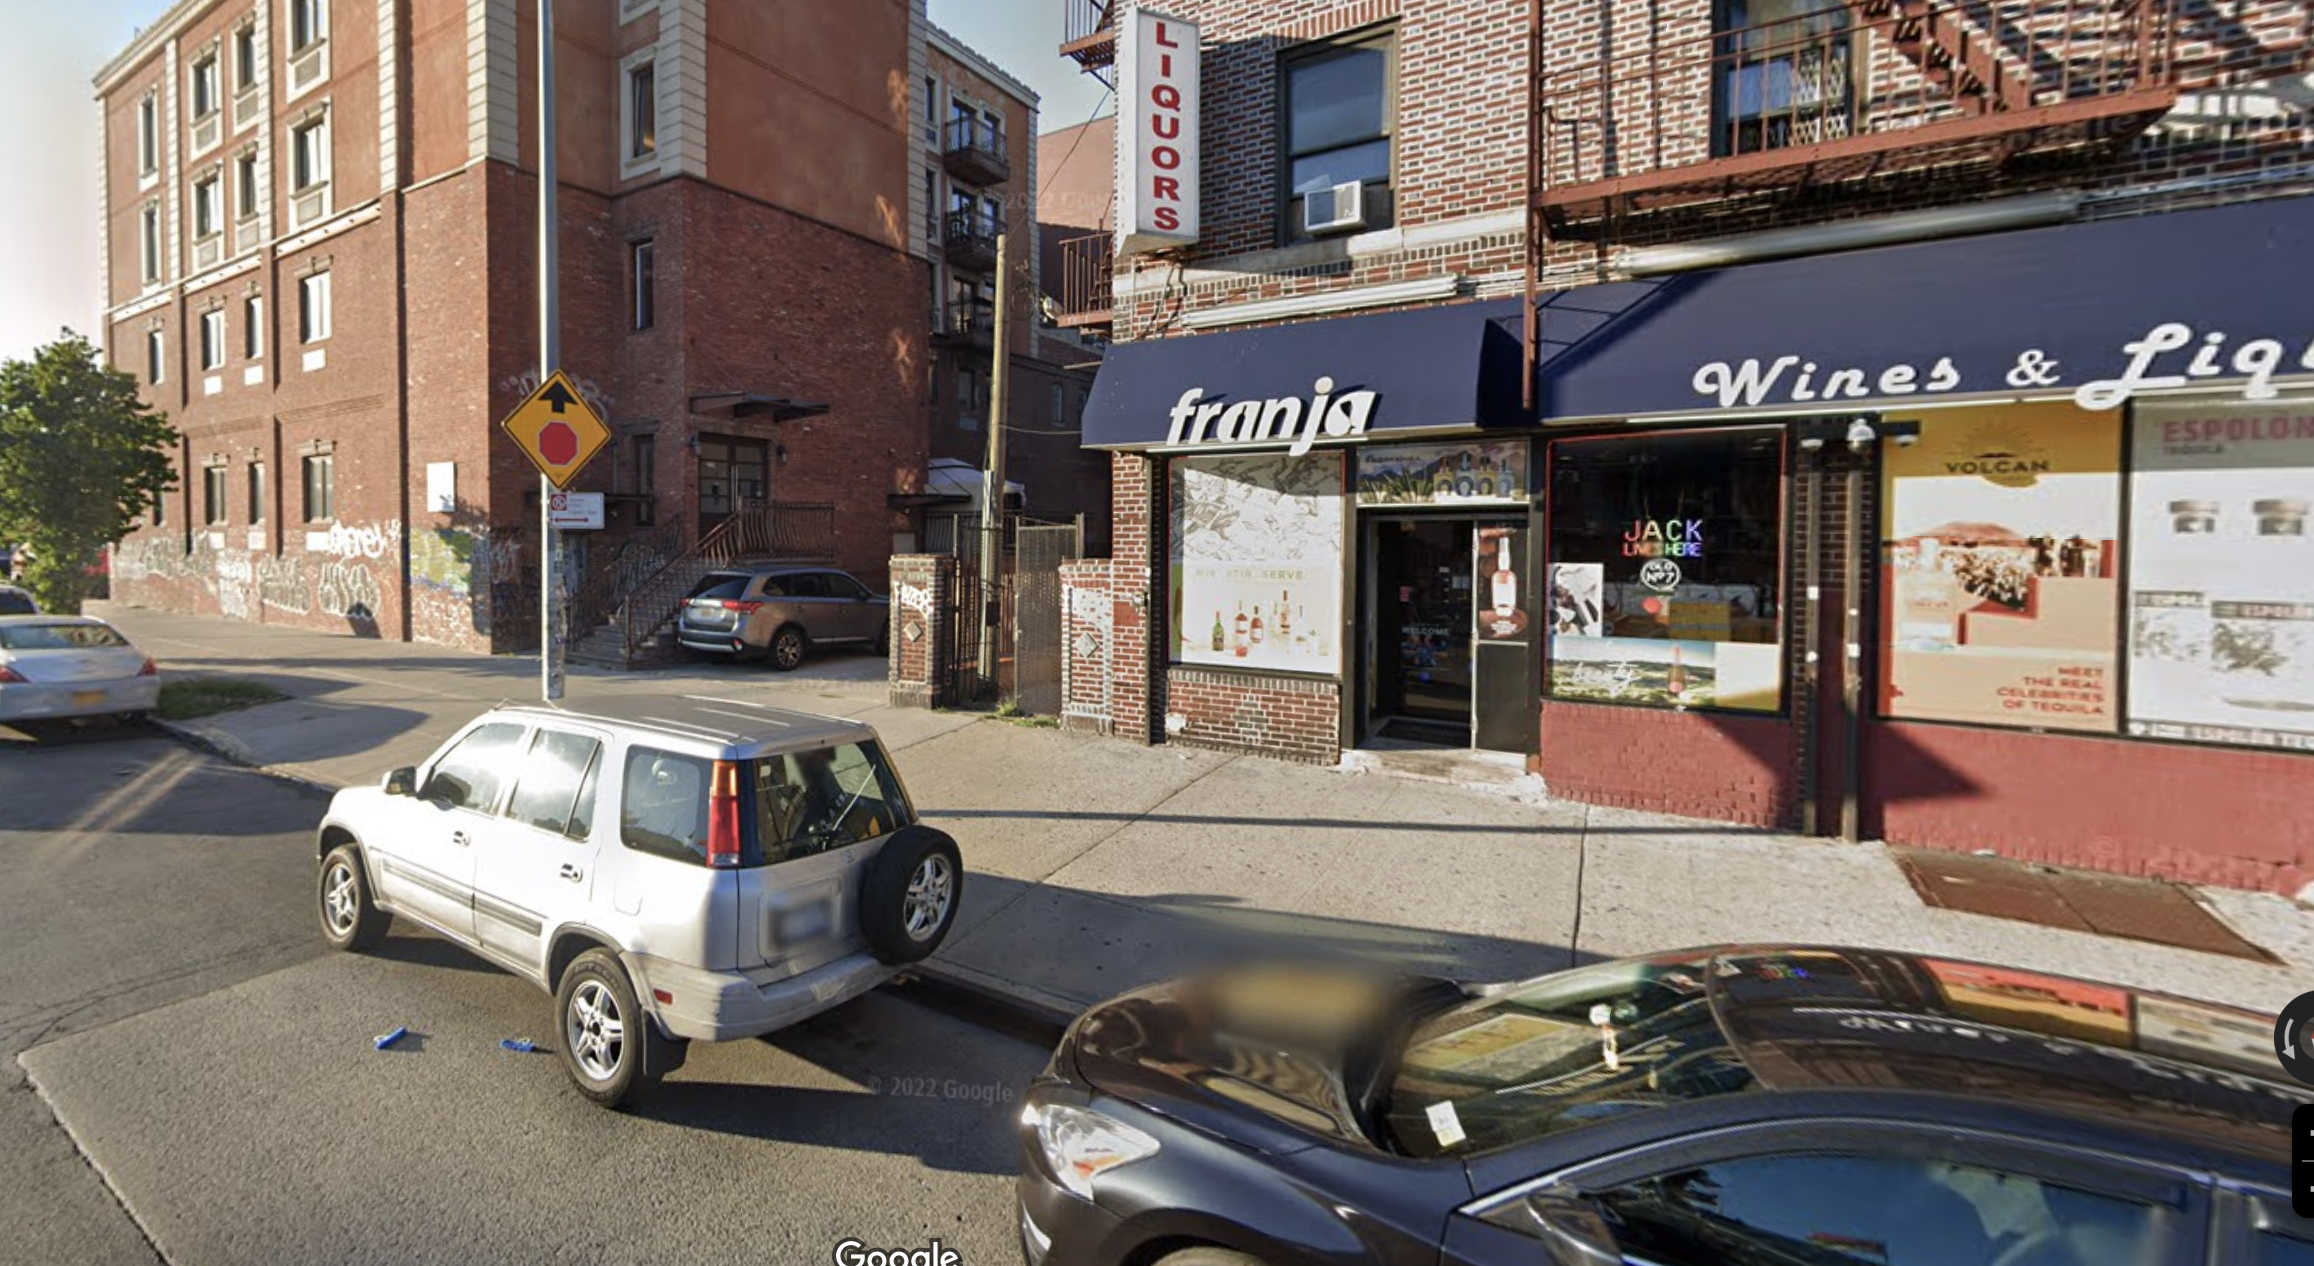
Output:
(1544, 428), (1785, 712)
(1878, 402), (2122, 733)
(1170, 452), (1346, 676)
(2126, 398), (2314, 750)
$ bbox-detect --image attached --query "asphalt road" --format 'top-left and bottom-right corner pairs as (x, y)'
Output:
(1, 726), (1043, 1266)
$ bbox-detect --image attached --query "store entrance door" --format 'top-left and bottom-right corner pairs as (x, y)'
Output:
(1373, 518), (1474, 742)
(1362, 514), (1534, 751)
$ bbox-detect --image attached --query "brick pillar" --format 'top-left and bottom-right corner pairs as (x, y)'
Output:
(887, 553), (955, 710)
(1056, 452), (1163, 744)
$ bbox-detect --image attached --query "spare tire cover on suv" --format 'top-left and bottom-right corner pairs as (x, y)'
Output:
(860, 824), (962, 964)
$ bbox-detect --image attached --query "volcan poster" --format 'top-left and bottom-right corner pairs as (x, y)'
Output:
(1878, 403), (2122, 732)
(2126, 400), (2314, 750)
(1169, 452), (1345, 675)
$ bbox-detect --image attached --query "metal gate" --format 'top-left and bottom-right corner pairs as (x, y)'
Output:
(1013, 518), (1084, 715)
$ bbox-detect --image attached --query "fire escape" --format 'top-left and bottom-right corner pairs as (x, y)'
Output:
(1521, 0), (2180, 397)
(1053, 0), (1119, 337)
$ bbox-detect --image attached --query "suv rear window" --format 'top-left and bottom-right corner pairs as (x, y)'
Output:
(687, 573), (751, 602)
(615, 740), (916, 868)
(0, 589), (36, 615)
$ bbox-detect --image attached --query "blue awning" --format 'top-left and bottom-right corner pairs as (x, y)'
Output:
(1082, 298), (1528, 449)
(1535, 196), (2314, 421)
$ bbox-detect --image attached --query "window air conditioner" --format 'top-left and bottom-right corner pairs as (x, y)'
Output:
(1302, 181), (1367, 235)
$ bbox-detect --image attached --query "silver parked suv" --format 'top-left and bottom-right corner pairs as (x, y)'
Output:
(313, 695), (961, 1108)
(677, 566), (890, 670)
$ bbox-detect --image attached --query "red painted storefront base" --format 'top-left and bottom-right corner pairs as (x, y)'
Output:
(1537, 700), (1800, 829)
(1863, 722), (2314, 895)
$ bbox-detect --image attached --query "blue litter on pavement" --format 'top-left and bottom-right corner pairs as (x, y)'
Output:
(373, 1026), (409, 1050)
(499, 1038), (537, 1053)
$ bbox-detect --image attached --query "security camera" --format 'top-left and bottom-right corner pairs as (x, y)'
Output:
(1892, 431), (1919, 447)
(1798, 435), (1825, 452)
(1846, 418), (1877, 452)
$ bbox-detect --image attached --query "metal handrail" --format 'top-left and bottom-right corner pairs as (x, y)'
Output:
(943, 207), (1002, 246)
(1063, 0), (1113, 47)
(613, 502), (839, 663)
(1057, 231), (1114, 320)
(944, 114), (1006, 158)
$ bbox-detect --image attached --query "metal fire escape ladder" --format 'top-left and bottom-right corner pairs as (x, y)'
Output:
(1847, 0), (2032, 116)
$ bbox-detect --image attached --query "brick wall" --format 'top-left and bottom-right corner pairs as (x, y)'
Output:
(888, 553), (956, 709)
(1165, 667), (1342, 763)
(1538, 701), (1801, 828)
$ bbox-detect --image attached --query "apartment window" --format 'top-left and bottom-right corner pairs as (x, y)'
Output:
(298, 271), (332, 343)
(137, 93), (159, 176)
(1713, 0), (1856, 156)
(200, 309), (226, 370)
(243, 293), (264, 359)
(236, 151), (260, 218)
(627, 61), (657, 160)
(139, 204), (162, 283)
(233, 25), (259, 93)
(632, 434), (656, 525)
(203, 465), (228, 526)
(146, 329), (166, 384)
(922, 167), (937, 238)
(630, 239), (655, 330)
(1281, 33), (1396, 238)
(247, 461), (267, 523)
(301, 452), (335, 522)
(191, 52), (221, 119)
(923, 75), (937, 138)
(193, 173), (222, 239)
(290, 0), (325, 52)
(956, 367), (977, 411)
(291, 114), (328, 190)
(152, 488), (166, 527)
(1049, 382), (1065, 427)
(982, 194), (1003, 237)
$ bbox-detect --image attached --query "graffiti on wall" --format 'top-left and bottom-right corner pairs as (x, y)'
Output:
(307, 520), (400, 561)
(498, 369), (613, 420)
(214, 551), (255, 620)
(257, 555), (310, 614)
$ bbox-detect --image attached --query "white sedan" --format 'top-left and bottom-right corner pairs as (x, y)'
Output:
(0, 615), (161, 726)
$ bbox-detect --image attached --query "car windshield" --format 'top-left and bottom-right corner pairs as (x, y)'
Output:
(1383, 951), (1755, 1158)
(0, 622), (129, 651)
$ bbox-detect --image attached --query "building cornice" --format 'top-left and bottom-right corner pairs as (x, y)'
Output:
(94, 0), (224, 93)
(926, 21), (1038, 108)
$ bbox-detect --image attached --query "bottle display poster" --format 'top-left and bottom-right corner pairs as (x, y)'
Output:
(2126, 399), (2314, 750)
(1356, 439), (1530, 506)
(1877, 402), (2122, 733)
(1170, 452), (1345, 675)
(1476, 525), (1529, 640)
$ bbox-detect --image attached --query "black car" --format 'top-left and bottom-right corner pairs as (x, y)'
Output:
(1017, 945), (2301, 1266)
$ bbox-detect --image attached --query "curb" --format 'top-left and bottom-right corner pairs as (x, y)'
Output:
(895, 960), (1079, 1049)
(150, 717), (345, 798)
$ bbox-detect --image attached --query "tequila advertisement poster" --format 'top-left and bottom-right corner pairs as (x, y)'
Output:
(2126, 400), (2314, 749)
(1878, 403), (2122, 732)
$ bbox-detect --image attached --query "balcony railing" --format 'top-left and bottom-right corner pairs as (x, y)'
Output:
(1535, 0), (2178, 227)
(1055, 231), (1114, 329)
(937, 302), (994, 346)
(943, 208), (1001, 270)
(943, 114), (1010, 185)
(1061, 0), (1116, 69)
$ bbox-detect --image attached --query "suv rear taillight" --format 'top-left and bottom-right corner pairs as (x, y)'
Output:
(706, 760), (744, 868)
(0, 665), (24, 683)
(138, 658), (158, 676)
(720, 600), (764, 614)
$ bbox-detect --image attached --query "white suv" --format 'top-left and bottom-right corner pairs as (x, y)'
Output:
(313, 695), (961, 1108)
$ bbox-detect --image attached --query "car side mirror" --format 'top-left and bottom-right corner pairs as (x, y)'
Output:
(382, 766), (418, 797)
(1474, 1185), (1622, 1266)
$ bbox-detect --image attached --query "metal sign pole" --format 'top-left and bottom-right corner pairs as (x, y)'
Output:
(537, 0), (564, 701)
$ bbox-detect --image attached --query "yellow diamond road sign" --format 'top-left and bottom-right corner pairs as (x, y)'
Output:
(500, 369), (611, 489)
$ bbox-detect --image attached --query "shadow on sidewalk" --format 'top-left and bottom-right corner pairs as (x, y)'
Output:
(933, 805), (1791, 837)
(944, 871), (1597, 1007)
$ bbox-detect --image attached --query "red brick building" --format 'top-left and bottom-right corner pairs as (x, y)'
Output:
(1051, 0), (2314, 893)
(97, 0), (1073, 658)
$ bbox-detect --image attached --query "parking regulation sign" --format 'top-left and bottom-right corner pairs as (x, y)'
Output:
(548, 491), (605, 530)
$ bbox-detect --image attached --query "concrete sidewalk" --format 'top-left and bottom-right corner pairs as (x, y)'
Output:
(90, 604), (2314, 1019)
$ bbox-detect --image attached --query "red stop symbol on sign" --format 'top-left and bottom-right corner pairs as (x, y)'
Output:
(538, 420), (579, 465)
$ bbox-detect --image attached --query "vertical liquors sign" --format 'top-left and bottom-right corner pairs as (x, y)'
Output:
(1116, 9), (1200, 255)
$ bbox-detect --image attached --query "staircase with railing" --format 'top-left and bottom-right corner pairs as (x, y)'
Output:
(569, 501), (838, 669)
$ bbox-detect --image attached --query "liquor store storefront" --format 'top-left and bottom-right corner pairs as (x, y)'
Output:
(1083, 196), (2314, 893)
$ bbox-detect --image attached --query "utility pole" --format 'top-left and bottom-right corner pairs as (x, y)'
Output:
(976, 230), (1012, 691)
(536, 0), (564, 701)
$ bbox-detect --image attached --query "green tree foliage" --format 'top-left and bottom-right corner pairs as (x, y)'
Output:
(0, 331), (177, 614)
